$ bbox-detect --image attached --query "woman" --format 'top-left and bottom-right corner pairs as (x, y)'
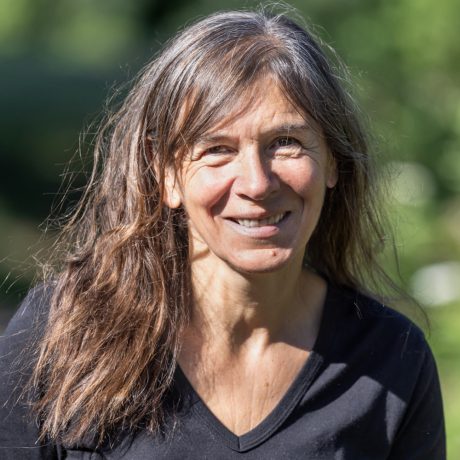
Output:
(0, 9), (445, 459)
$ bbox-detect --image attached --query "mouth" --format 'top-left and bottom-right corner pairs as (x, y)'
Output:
(232, 212), (289, 228)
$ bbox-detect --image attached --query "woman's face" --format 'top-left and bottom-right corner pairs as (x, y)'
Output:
(165, 78), (337, 275)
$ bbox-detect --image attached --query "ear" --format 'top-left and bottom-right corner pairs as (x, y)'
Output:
(163, 167), (182, 209)
(147, 136), (183, 209)
(326, 155), (338, 189)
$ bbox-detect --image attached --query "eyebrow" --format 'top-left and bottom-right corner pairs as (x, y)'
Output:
(195, 123), (314, 145)
(271, 123), (314, 135)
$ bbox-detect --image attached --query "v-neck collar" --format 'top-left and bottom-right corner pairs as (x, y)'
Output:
(175, 282), (339, 453)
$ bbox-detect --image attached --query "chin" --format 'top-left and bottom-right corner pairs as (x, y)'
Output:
(224, 251), (298, 275)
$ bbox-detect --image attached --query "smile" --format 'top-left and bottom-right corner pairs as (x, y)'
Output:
(235, 212), (287, 228)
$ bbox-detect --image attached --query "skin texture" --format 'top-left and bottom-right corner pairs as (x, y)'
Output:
(166, 78), (338, 435)
(166, 78), (337, 274)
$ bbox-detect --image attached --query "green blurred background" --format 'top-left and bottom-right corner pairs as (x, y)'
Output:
(0, 0), (459, 456)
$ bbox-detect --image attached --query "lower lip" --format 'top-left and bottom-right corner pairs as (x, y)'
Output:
(224, 213), (290, 238)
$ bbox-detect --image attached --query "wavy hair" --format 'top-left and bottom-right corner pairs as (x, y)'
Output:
(32, 9), (395, 445)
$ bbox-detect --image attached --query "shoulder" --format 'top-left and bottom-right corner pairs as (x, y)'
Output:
(328, 284), (429, 356)
(0, 283), (58, 458)
(3, 282), (54, 340)
(0, 281), (54, 398)
(1, 281), (56, 389)
(323, 283), (438, 400)
(318, 283), (445, 456)
(1, 283), (54, 382)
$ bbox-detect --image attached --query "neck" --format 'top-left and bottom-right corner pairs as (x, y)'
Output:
(186, 251), (326, 353)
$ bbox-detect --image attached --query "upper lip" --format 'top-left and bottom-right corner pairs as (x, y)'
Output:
(225, 211), (288, 220)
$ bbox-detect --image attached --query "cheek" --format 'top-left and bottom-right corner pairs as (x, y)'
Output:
(279, 160), (326, 197)
(182, 168), (234, 217)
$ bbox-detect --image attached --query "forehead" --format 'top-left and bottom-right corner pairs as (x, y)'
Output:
(197, 78), (308, 138)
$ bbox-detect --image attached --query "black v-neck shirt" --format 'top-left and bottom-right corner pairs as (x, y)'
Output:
(0, 284), (445, 459)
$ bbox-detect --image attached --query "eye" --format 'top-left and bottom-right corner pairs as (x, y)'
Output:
(204, 145), (233, 155)
(269, 136), (306, 157)
(272, 137), (301, 148)
(190, 144), (235, 165)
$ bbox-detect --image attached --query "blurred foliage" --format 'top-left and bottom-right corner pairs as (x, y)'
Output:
(0, 0), (459, 456)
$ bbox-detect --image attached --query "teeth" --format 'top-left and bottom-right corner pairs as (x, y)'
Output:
(236, 213), (285, 227)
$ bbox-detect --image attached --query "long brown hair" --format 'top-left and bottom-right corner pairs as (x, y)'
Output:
(32, 9), (395, 445)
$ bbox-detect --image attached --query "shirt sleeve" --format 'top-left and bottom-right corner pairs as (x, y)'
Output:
(0, 285), (63, 460)
(388, 342), (446, 460)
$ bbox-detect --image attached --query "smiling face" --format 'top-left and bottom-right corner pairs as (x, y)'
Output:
(164, 78), (337, 275)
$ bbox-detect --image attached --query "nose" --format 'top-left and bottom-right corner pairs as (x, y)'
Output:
(234, 147), (280, 200)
